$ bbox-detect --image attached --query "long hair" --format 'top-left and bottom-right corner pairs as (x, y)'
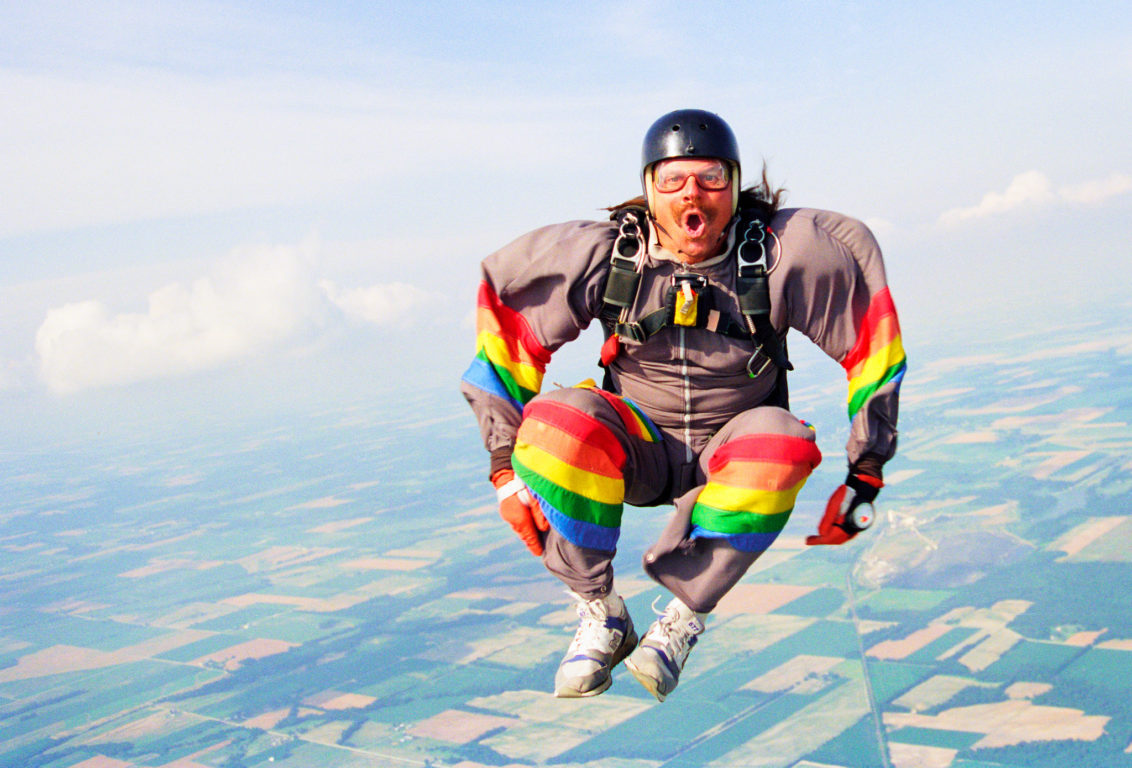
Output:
(606, 162), (787, 222)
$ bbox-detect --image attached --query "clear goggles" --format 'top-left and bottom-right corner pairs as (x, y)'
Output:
(652, 160), (731, 193)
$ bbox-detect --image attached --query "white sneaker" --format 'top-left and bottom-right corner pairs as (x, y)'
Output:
(554, 592), (638, 698)
(625, 597), (705, 702)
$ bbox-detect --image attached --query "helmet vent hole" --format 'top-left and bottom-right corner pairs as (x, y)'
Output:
(699, 123), (708, 130)
(671, 125), (680, 132)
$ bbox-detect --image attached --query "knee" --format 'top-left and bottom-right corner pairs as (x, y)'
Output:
(725, 406), (817, 443)
(516, 387), (628, 474)
(522, 385), (606, 418)
(708, 407), (822, 475)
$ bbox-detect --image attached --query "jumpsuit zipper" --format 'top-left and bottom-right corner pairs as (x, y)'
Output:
(679, 325), (693, 463)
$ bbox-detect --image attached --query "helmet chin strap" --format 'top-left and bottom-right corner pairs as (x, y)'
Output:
(729, 162), (740, 215)
(644, 166), (656, 215)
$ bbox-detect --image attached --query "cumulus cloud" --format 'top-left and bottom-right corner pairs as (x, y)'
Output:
(1058, 172), (1132, 205)
(939, 170), (1132, 226)
(35, 244), (440, 394)
(938, 170), (1055, 225)
(320, 281), (442, 326)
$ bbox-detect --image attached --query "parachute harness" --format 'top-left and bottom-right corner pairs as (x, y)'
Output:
(599, 206), (792, 379)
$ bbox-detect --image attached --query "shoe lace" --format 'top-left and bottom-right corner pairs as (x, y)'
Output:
(569, 597), (618, 655)
(646, 597), (699, 662)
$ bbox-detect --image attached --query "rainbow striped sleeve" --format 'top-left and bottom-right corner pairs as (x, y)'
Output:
(841, 287), (907, 421)
(461, 281), (552, 413)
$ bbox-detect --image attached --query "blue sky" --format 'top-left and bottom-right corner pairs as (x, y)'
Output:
(1, 1), (1129, 422)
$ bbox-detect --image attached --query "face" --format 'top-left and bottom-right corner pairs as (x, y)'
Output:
(649, 158), (734, 263)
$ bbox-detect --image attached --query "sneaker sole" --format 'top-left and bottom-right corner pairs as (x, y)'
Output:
(553, 626), (639, 699)
(624, 654), (668, 702)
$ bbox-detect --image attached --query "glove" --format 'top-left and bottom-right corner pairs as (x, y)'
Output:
(491, 468), (550, 557)
(806, 473), (883, 546)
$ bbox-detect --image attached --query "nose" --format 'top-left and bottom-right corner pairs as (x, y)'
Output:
(680, 175), (703, 197)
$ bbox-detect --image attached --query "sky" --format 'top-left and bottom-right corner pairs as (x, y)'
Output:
(1, 1), (1130, 439)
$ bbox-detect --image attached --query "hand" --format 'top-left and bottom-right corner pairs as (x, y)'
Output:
(806, 473), (883, 546)
(491, 469), (550, 557)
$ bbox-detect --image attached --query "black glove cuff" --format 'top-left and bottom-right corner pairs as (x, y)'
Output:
(845, 472), (881, 504)
(849, 453), (884, 481)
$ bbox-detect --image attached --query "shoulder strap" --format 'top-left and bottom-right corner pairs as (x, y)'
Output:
(600, 207), (649, 324)
(735, 210), (793, 376)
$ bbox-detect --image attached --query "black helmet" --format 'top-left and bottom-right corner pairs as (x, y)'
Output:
(641, 109), (740, 213)
(641, 109), (740, 186)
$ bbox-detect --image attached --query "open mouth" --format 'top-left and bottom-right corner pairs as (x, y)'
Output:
(682, 211), (706, 238)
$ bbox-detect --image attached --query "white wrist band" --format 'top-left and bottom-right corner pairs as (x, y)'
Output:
(496, 477), (527, 502)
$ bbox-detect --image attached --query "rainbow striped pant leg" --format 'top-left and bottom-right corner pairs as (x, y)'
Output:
(512, 386), (662, 553)
(689, 410), (823, 553)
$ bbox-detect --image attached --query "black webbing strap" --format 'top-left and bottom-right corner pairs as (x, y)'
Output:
(600, 208), (648, 324)
(736, 214), (792, 373)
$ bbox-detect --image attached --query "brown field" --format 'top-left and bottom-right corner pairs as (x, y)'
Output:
(287, 496), (353, 510)
(221, 590), (370, 612)
(745, 654), (843, 694)
(1006, 682), (1052, 699)
(158, 740), (230, 768)
(881, 468), (924, 485)
(242, 708), (291, 730)
(42, 598), (111, 615)
(119, 558), (223, 578)
(958, 629), (1022, 672)
(0, 629), (214, 682)
(1053, 516), (1130, 559)
(1065, 630), (1107, 646)
(943, 431), (998, 444)
(236, 545), (343, 573)
(306, 516), (374, 533)
(885, 700), (1108, 748)
(893, 675), (988, 713)
(302, 690), (377, 710)
(889, 742), (956, 768)
(1030, 450), (1091, 480)
(410, 709), (516, 744)
(867, 624), (952, 661)
(162, 474), (202, 487)
(341, 556), (432, 571)
(69, 757), (134, 768)
(190, 638), (296, 670)
(712, 583), (815, 615)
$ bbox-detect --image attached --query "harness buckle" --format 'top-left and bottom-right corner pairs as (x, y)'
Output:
(746, 346), (772, 378)
(613, 211), (645, 264)
(616, 322), (647, 344)
(736, 216), (768, 278)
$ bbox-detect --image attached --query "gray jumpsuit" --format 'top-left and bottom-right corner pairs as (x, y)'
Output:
(461, 207), (904, 611)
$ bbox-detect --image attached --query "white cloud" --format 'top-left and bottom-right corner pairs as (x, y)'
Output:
(34, 242), (440, 394)
(939, 170), (1132, 226)
(1058, 172), (1132, 205)
(321, 281), (442, 327)
(938, 170), (1056, 226)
